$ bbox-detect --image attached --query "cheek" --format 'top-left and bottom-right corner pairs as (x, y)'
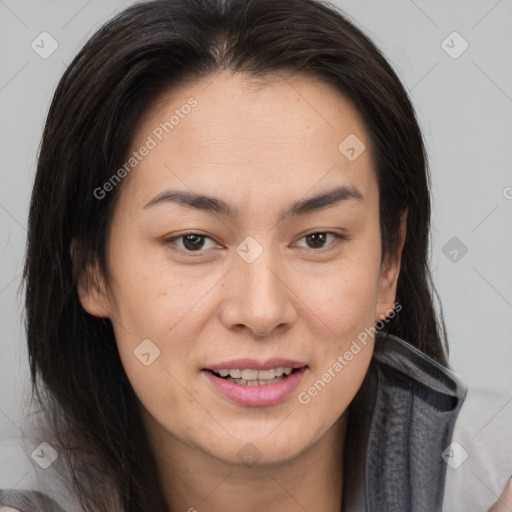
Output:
(106, 236), (216, 341)
(295, 282), (376, 434)
(298, 345), (373, 444)
(293, 244), (380, 418)
(301, 252), (381, 341)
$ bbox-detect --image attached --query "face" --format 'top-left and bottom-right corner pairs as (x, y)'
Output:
(78, 70), (404, 467)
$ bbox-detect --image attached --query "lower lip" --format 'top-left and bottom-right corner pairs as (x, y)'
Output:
(202, 367), (308, 407)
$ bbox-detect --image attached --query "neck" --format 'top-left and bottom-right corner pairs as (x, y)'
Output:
(145, 413), (347, 512)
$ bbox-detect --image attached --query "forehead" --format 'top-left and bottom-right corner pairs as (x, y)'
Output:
(122, 70), (375, 209)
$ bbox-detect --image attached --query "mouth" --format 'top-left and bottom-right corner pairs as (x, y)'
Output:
(201, 360), (308, 406)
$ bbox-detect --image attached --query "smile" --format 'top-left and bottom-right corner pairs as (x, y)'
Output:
(212, 367), (295, 385)
(202, 365), (308, 406)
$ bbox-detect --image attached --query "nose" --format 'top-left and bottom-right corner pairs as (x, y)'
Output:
(219, 243), (297, 338)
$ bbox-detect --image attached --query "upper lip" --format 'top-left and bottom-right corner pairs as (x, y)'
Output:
(203, 359), (307, 372)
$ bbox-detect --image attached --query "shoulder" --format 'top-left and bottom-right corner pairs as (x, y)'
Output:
(0, 489), (68, 512)
(442, 387), (512, 512)
(0, 411), (77, 512)
(371, 334), (512, 511)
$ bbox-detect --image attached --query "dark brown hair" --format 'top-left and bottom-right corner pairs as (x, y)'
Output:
(23, 0), (448, 510)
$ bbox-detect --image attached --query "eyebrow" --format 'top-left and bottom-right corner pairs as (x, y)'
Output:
(143, 184), (364, 222)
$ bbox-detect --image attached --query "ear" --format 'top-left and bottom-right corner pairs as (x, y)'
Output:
(70, 239), (112, 318)
(375, 209), (407, 322)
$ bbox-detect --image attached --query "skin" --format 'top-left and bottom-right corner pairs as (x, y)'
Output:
(489, 478), (512, 512)
(78, 70), (407, 512)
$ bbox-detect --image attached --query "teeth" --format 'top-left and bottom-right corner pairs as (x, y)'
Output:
(257, 369), (277, 380)
(241, 369), (259, 380)
(229, 376), (285, 385)
(214, 367), (296, 381)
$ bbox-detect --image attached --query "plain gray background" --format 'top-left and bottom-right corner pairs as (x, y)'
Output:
(0, 0), (511, 486)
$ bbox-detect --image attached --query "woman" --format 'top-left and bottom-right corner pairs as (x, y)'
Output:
(1, 0), (510, 510)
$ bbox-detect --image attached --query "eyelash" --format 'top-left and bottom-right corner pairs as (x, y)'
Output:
(162, 231), (347, 257)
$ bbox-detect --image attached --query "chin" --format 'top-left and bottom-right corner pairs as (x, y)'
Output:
(201, 429), (315, 468)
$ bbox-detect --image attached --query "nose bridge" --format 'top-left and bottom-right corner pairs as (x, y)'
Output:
(237, 235), (283, 304)
(226, 235), (293, 335)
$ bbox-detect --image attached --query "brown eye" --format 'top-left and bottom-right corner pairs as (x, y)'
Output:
(305, 232), (328, 249)
(181, 234), (206, 251)
(163, 233), (219, 255)
(296, 232), (345, 250)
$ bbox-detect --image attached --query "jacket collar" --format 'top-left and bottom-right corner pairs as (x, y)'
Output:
(342, 333), (467, 512)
